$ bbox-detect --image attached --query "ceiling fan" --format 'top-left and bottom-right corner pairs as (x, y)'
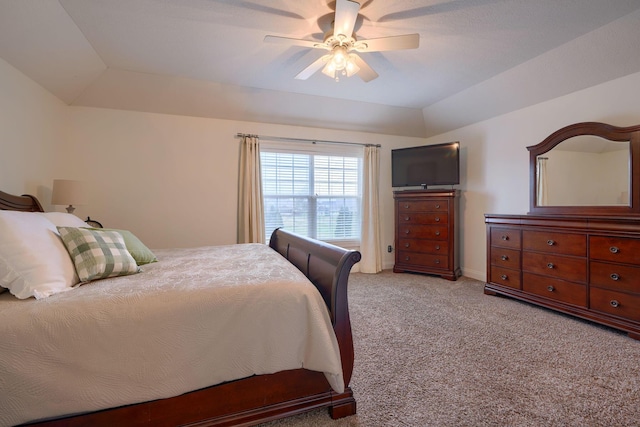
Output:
(264, 0), (419, 82)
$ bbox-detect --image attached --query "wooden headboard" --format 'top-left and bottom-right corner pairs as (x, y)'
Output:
(0, 190), (44, 212)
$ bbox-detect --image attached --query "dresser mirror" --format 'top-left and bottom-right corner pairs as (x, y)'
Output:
(537, 137), (630, 207)
(528, 122), (640, 216)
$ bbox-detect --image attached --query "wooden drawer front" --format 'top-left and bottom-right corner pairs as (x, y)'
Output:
(522, 230), (586, 256)
(489, 266), (521, 289)
(522, 252), (587, 283)
(398, 225), (448, 240)
(490, 227), (521, 249)
(590, 236), (640, 264)
(490, 247), (521, 270)
(398, 212), (448, 225)
(397, 251), (449, 269)
(523, 273), (587, 307)
(590, 287), (640, 322)
(397, 200), (449, 213)
(590, 261), (640, 293)
(398, 238), (448, 255)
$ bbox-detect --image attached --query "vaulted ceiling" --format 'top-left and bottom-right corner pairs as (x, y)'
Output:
(2, 0), (640, 137)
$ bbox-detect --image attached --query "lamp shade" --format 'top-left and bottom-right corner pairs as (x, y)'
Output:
(51, 180), (87, 210)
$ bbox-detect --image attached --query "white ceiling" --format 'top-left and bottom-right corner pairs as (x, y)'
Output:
(2, 0), (640, 137)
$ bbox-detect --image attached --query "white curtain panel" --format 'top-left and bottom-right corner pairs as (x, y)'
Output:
(360, 145), (382, 273)
(536, 157), (548, 206)
(238, 136), (265, 244)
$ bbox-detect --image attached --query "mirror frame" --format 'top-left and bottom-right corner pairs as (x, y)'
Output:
(528, 122), (640, 216)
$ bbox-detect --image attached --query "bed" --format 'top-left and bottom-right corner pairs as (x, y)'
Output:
(0, 190), (361, 427)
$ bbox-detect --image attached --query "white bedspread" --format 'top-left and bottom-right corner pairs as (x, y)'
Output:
(0, 243), (344, 426)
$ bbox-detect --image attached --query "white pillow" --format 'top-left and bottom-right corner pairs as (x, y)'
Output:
(0, 211), (79, 299)
(37, 212), (89, 228)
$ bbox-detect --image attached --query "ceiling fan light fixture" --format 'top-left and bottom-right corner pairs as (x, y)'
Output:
(332, 45), (348, 70)
(321, 45), (358, 81)
(345, 54), (360, 77)
(265, 0), (419, 83)
(322, 60), (337, 79)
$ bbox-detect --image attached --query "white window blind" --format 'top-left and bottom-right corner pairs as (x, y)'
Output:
(260, 141), (362, 245)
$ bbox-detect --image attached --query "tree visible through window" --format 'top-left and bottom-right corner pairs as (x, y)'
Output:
(261, 148), (362, 244)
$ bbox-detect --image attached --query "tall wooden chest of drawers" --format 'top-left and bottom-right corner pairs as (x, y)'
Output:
(394, 190), (461, 280)
(485, 214), (640, 340)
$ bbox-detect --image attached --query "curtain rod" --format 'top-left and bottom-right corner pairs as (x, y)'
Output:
(235, 133), (380, 148)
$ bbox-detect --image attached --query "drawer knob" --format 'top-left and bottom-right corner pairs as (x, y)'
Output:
(547, 239), (555, 246)
(404, 204), (409, 209)
(405, 216), (410, 221)
(435, 217), (440, 222)
(435, 231), (440, 236)
(501, 255), (509, 261)
(547, 285), (555, 292)
(435, 245), (440, 250)
(610, 273), (620, 281)
(610, 246), (619, 254)
(435, 204), (440, 209)
(435, 259), (440, 264)
(501, 235), (509, 241)
(405, 230), (410, 234)
(610, 300), (620, 308)
(547, 262), (555, 269)
(405, 256), (410, 261)
(405, 243), (410, 248)
(500, 274), (508, 280)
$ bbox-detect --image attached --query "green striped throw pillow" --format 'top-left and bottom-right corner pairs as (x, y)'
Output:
(57, 227), (140, 283)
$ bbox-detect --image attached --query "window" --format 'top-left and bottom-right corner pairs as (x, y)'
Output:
(261, 142), (362, 245)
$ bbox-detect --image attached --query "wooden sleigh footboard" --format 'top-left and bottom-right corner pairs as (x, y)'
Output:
(23, 227), (361, 427)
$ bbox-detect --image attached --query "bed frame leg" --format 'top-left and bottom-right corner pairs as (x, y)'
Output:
(329, 387), (357, 419)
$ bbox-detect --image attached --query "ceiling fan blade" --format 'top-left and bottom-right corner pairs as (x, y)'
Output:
(377, 1), (487, 23)
(264, 35), (327, 50)
(354, 33), (420, 52)
(333, 0), (360, 38)
(208, 1), (305, 20)
(295, 55), (330, 80)
(352, 55), (378, 82)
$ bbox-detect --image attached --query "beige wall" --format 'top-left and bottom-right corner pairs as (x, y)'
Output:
(62, 107), (427, 263)
(4, 52), (640, 280)
(423, 70), (640, 279)
(0, 57), (66, 198)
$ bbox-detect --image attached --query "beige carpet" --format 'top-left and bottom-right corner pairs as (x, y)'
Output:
(263, 270), (640, 427)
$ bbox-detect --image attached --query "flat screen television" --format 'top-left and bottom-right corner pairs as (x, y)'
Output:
(392, 141), (460, 188)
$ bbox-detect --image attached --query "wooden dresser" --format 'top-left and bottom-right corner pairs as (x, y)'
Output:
(485, 214), (640, 339)
(393, 189), (461, 280)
